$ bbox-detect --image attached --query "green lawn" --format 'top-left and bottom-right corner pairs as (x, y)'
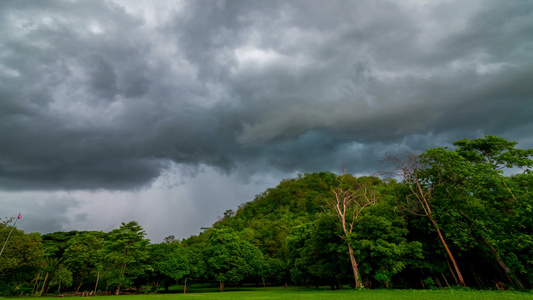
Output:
(33, 286), (533, 300)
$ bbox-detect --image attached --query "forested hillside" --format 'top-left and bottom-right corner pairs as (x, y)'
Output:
(1, 136), (532, 295)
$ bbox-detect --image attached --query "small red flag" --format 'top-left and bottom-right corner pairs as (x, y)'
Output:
(17, 213), (22, 219)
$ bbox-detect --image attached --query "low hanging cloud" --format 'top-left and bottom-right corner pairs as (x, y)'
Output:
(1, 0), (532, 194)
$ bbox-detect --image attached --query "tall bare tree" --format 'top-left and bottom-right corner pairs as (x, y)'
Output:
(385, 152), (466, 287)
(325, 167), (377, 288)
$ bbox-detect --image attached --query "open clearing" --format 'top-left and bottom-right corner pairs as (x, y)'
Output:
(34, 286), (533, 300)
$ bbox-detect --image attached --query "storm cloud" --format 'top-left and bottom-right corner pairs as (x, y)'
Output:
(1, 0), (532, 240)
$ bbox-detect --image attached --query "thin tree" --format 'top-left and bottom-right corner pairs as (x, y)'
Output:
(384, 152), (466, 287)
(325, 167), (377, 288)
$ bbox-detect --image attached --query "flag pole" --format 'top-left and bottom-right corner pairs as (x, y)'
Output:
(0, 212), (22, 258)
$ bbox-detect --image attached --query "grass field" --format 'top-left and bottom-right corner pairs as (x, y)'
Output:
(33, 286), (533, 300)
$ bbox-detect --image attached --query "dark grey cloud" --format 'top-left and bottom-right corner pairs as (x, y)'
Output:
(1, 0), (532, 194)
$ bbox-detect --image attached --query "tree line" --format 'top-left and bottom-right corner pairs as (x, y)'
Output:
(1, 135), (532, 295)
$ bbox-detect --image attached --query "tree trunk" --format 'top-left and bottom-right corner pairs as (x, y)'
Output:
(116, 262), (127, 295)
(219, 281), (225, 292)
(75, 268), (85, 293)
(441, 272), (450, 287)
(499, 176), (517, 202)
(471, 270), (483, 289)
(40, 272), (49, 296)
(365, 276), (372, 289)
(32, 272), (41, 296)
(57, 280), (61, 294)
(446, 259), (458, 285)
(430, 217), (465, 286)
(94, 270), (100, 295)
(435, 277), (442, 288)
(479, 232), (524, 288)
(457, 209), (521, 288)
(183, 278), (188, 293)
(348, 243), (362, 288)
(262, 276), (266, 289)
(76, 280), (83, 293)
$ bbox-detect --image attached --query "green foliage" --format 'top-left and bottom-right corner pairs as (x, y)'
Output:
(210, 172), (338, 285)
(350, 198), (423, 287)
(148, 241), (189, 291)
(407, 135), (533, 288)
(63, 231), (105, 292)
(105, 221), (151, 294)
(204, 228), (264, 288)
(453, 135), (533, 170)
(49, 264), (73, 293)
(0, 218), (44, 295)
(41, 231), (83, 259)
(287, 215), (348, 288)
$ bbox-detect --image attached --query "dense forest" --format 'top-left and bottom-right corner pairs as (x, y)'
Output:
(1, 136), (532, 296)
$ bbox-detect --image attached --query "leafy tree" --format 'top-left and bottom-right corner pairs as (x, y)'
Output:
(324, 171), (378, 288)
(148, 241), (189, 292)
(105, 221), (151, 295)
(210, 172), (338, 286)
(0, 218), (44, 296)
(35, 257), (60, 296)
(287, 214), (349, 289)
(63, 231), (105, 292)
(386, 152), (466, 286)
(41, 231), (81, 259)
(447, 136), (533, 287)
(260, 255), (286, 287)
(49, 263), (72, 293)
(350, 194), (423, 288)
(163, 235), (176, 244)
(181, 233), (209, 293)
(204, 228), (264, 291)
(393, 136), (533, 288)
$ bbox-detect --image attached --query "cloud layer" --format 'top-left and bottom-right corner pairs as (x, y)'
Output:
(1, 0), (532, 239)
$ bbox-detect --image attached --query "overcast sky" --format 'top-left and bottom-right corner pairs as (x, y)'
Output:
(1, 0), (532, 242)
